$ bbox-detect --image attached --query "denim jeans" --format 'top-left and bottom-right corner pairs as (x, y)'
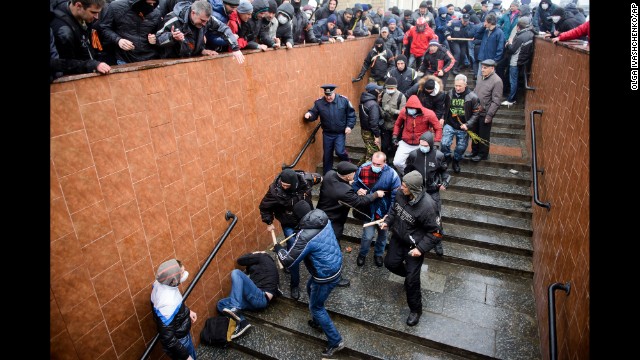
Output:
(359, 225), (388, 257)
(178, 333), (197, 359)
(307, 276), (342, 347)
(284, 227), (300, 288)
(441, 124), (469, 161)
(217, 269), (268, 321)
(322, 132), (349, 174)
(507, 65), (519, 102)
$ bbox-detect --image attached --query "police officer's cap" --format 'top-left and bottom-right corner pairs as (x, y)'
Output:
(320, 84), (338, 95)
(492, 0), (502, 5)
(480, 0), (490, 5)
(480, 59), (497, 67)
(462, 14), (470, 20)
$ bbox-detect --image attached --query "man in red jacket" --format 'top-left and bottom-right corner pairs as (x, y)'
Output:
(392, 95), (442, 175)
(403, 17), (438, 71)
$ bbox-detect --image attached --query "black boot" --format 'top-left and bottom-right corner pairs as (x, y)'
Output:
(452, 159), (460, 173)
(443, 154), (452, 167)
(406, 311), (422, 326)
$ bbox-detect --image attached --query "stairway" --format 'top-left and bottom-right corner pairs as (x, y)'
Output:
(197, 70), (542, 359)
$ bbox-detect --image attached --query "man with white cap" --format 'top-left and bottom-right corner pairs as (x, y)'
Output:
(151, 259), (197, 359)
(304, 84), (357, 174)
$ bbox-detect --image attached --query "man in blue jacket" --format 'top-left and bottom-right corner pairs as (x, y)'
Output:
(273, 202), (346, 358)
(473, 13), (504, 79)
(304, 84), (357, 174)
(352, 151), (401, 267)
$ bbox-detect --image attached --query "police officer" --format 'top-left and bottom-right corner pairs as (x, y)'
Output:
(304, 84), (357, 175)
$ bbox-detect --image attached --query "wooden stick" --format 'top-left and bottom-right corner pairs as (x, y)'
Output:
(270, 230), (284, 269)
(267, 232), (296, 251)
(363, 218), (385, 228)
(448, 37), (474, 41)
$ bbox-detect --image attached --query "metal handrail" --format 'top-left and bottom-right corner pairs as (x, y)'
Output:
(282, 122), (322, 170)
(548, 282), (571, 360)
(141, 211), (238, 360)
(523, 63), (536, 90)
(530, 110), (551, 210)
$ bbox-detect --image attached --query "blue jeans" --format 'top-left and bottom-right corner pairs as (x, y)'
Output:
(307, 276), (342, 347)
(322, 132), (349, 174)
(217, 269), (268, 321)
(359, 225), (388, 257)
(283, 227), (300, 288)
(507, 65), (519, 102)
(178, 333), (196, 359)
(441, 124), (469, 161)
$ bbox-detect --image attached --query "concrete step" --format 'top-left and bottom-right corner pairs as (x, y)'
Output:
(197, 344), (263, 360)
(441, 222), (533, 255)
(491, 116), (526, 130)
(452, 162), (532, 187)
(268, 243), (540, 359)
(337, 222), (532, 277)
(441, 189), (532, 220)
(442, 204), (532, 237)
(490, 126), (525, 139)
(448, 175), (531, 202)
(243, 299), (472, 360)
(198, 320), (358, 359)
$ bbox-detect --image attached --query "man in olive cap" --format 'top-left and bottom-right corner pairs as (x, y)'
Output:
(317, 160), (386, 286)
(304, 85), (357, 174)
(379, 170), (442, 326)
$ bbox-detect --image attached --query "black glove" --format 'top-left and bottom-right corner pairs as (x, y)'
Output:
(352, 76), (363, 83)
(273, 243), (285, 253)
(392, 136), (399, 146)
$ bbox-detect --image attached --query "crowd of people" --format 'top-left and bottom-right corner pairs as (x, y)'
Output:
(81, 1), (589, 359)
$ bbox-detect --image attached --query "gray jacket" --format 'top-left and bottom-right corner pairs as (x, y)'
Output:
(473, 71), (503, 122)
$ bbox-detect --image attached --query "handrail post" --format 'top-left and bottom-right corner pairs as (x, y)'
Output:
(523, 63), (536, 90)
(530, 110), (551, 210)
(140, 211), (238, 360)
(548, 282), (571, 360)
(282, 122), (322, 170)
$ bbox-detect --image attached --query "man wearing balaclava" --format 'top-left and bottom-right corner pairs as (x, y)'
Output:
(259, 168), (323, 300)
(151, 259), (197, 359)
(379, 170), (442, 327)
(352, 37), (395, 84)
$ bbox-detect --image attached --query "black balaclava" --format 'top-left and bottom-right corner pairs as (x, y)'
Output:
(374, 37), (385, 52)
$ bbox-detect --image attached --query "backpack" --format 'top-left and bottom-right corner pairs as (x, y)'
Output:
(200, 316), (237, 347)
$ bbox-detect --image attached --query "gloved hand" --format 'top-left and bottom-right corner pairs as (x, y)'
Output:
(392, 136), (399, 146)
(352, 76), (363, 83)
(273, 243), (285, 253)
(433, 142), (441, 150)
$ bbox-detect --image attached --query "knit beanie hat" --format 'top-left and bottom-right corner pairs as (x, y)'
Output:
(237, 0), (253, 14)
(293, 200), (312, 220)
(156, 259), (182, 287)
(385, 77), (398, 88)
(327, 14), (337, 24)
(425, 79), (436, 90)
(403, 171), (424, 199)
(388, 18), (396, 24)
(395, 54), (407, 64)
(280, 168), (298, 188)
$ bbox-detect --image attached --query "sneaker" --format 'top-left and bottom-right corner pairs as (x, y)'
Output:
(231, 320), (251, 339)
(434, 242), (444, 256)
(222, 307), (241, 322)
(501, 100), (515, 107)
(337, 277), (351, 287)
(463, 152), (477, 159)
(290, 286), (300, 300)
(321, 341), (345, 357)
(374, 255), (384, 267)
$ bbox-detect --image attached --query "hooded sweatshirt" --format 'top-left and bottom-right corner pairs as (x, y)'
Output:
(393, 95), (442, 144)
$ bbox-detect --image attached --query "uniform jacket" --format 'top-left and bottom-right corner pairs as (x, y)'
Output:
(393, 95), (443, 144)
(259, 170), (322, 228)
(305, 94), (356, 133)
(275, 209), (343, 283)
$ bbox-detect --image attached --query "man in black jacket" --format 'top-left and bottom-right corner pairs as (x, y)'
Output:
(379, 170), (442, 327)
(357, 83), (384, 165)
(259, 168), (322, 300)
(317, 161), (385, 286)
(291, 0), (320, 44)
(217, 252), (280, 340)
(352, 37), (396, 85)
(151, 259), (197, 360)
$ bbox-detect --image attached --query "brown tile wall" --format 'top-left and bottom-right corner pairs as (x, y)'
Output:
(525, 38), (589, 360)
(50, 37), (376, 360)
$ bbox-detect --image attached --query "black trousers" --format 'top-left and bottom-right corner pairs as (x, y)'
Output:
(380, 128), (397, 160)
(330, 220), (345, 244)
(470, 115), (492, 158)
(384, 233), (425, 313)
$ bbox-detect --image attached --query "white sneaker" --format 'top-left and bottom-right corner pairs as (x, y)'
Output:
(501, 100), (515, 106)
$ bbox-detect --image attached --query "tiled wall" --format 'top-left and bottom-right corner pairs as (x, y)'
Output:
(525, 38), (589, 360)
(50, 37), (376, 360)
